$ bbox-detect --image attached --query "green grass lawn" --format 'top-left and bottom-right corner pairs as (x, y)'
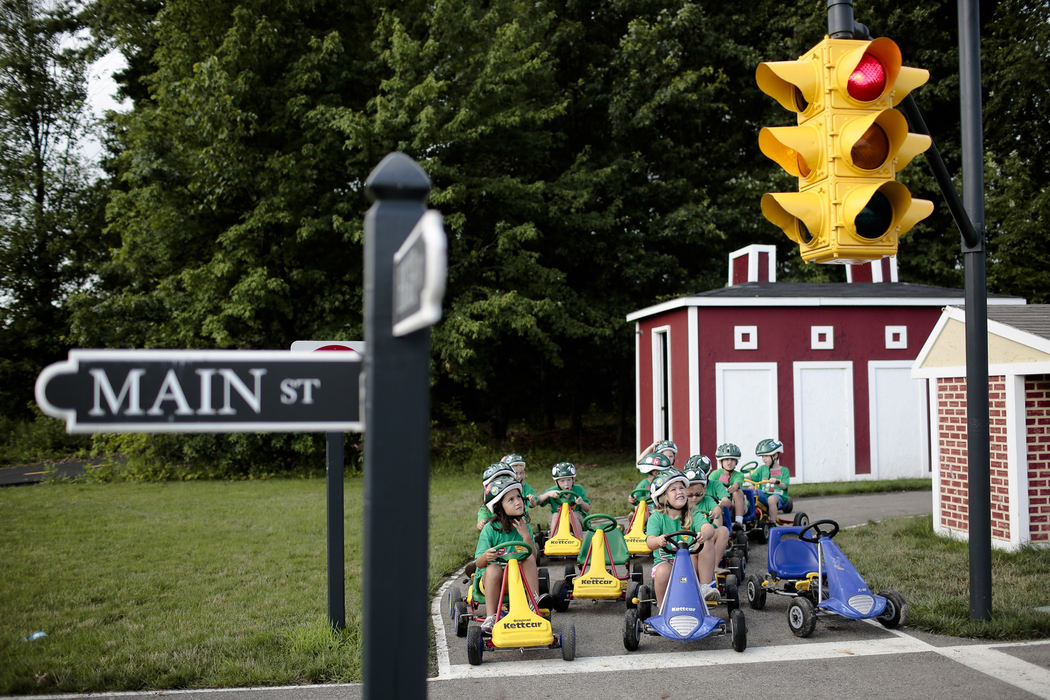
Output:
(1, 463), (1047, 694)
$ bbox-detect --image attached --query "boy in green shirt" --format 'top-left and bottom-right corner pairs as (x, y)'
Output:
(710, 442), (747, 529)
(751, 438), (791, 524)
(536, 462), (590, 534)
(684, 458), (730, 596)
(629, 452), (671, 512)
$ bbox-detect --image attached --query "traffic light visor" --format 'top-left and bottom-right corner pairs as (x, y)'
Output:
(841, 181), (934, 240)
(759, 125), (822, 178)
(839, 109), (932, 173)
(835, 38), (929, 106)
(756, 59), (820, 114)
(761, 192), (823, 245)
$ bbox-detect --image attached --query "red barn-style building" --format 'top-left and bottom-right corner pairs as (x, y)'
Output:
(627, 245), (1026, 482)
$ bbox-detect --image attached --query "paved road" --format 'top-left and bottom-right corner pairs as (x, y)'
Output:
(0, 460), (96, 485)
(12, 490), (1050, 699)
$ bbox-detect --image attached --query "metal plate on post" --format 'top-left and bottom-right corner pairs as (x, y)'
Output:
(392, 210), (447, 337)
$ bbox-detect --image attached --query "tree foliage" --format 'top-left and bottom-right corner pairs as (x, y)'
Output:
(17, 0), (1044, 467)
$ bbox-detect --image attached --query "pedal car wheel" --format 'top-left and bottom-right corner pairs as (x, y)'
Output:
(746, 574), (766, 610)
(727, 556), (744, 582)
(453, 600), (469, 637)
(731, 608), (747, 652)
(625, 581), (639, 609)
(758, 520), (770, 544)
(560, 623), (576, 661)
(538, 567), (550, 595)
(724, 574), (739, 613)
(550, 578), (571, 612)
(877, 589), (907, 628)
(563, 562), (575, 583)
(446, 586), (461, 621)
(792, 512), (809, 527)
(631, 561), (643, 583)
(787, 596), (817, 637)
(623, 608), (641, 651)
(466, 625), (484, 665)
(637, 584), (653, 620)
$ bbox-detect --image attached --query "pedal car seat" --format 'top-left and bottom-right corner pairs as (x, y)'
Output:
(577, 526), (630, 567)
(768, 526), (819, 579)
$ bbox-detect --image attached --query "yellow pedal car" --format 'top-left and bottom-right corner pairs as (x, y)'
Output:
(463, 540), (576, 665)
(542, 490), (584, 559)
(623, 488), (652, 556)
(550, 513), (644, 611)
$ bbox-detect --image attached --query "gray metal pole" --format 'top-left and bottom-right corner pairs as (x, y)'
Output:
(959, 0), (992, 621)
(826, 0), (855, 38)
(362, 153), (432, 699)
(325, 432), (345, 630)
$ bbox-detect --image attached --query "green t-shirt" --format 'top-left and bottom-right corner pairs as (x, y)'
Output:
(645, 510), (693, 565)
(521, 480), (538, 505)
(751, 463), (790, 498)
(705, 478), (730, 503)
(709, 467), (745, 495)
(542, 483), (590, 513)
(474, 520), (535, 569)
(690, 494), (722, 527)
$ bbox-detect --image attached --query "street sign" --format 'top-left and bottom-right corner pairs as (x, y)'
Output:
(392, 210), (447, 337)
(35, 349), (364, 433)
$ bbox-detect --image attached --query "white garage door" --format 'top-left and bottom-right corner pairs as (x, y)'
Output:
(794, 362), (854, 483)
(715, 363), (778, 465)
(869, 361), (930, 479)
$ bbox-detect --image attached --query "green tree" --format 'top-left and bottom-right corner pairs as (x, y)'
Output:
(0, 0), (100, 419)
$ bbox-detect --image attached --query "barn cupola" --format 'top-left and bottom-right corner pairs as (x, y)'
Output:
(727, 244), (776, 286)
(846, 257), (899, 283)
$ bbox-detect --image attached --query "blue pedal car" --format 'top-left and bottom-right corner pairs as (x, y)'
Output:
(623, 530), (746, 652)
(745, 519), (906, 637)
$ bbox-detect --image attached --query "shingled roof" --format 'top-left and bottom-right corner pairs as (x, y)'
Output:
(984, 305), (1050, 344)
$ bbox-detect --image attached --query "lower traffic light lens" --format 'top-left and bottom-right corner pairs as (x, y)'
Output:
(793, 87), (808, 112)
(797, 220), (814, 244)
(851, 124), (890, 170)
(848, 53), (887, 102)
(855, 191), (893, 239)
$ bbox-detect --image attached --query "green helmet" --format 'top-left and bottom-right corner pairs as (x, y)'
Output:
(500, 453), (526, 468)
(683, 454), (712, 477)
(683, 466), (708, 486)
(650, 468), (689, 501)
(551, 462), (577, 480)
(485, 475), (523, 512)
(483, 462), (515, 487)
(755, 438), (784, 456)
(637, 452), (671, 474)
(654, 439), (678, 456)
(715, 442), (741, 460)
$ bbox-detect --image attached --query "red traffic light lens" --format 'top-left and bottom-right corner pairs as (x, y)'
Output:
(855, 191), (893, 239)
(847, 53), (886, 102)
(851, 123), (890, 170)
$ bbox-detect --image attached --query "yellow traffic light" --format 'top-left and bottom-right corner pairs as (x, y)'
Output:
(756, 36), (934, 264)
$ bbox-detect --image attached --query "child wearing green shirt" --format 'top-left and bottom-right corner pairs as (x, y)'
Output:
(684, 457), (730, 593)
(752, 438), (790, 524)
(710, 442), (747, 529)
(536, 461), (590, 534)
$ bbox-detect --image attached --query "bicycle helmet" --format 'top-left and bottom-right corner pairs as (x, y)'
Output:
(715, 442), (741, 460)
(654, 439), (678, 456)
(683, 464), (709, 486)
(500, 453), (526, 468)
(551, 462), (577, 479)
(485, 475), (523, 512)
(637, 452), (672, 474)
(650, 468), (689, 501)
(683, 454), (712, 476)
(755, 438), (784, 456)
(483, 462), (515, 487)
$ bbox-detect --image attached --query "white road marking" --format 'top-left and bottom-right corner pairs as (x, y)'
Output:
(431, 581), (1050, 697)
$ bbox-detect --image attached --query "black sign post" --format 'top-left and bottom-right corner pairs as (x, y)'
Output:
(35, 349), (363, 432)
(362, 153), (440, 700)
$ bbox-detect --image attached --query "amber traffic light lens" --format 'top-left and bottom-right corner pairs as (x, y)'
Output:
(847, 53), (887, 102)
(795, 152), (811, 177)
(793, 86), (808, 112)
(851, 124), (890, 170)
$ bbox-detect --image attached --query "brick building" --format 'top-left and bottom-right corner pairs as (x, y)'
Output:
(912, 305), (1050, 549)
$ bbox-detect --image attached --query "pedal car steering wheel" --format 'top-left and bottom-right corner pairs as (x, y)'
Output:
(659, 529), (698, 555)
(630, 488), (650, 502)
(797, 519), (840, 543)
(492, 539), (535, 562)
(738, 460), (759, 474)
(551, 488), (579, 504)
(583, 513), (619, 532)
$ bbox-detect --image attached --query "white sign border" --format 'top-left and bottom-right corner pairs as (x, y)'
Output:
(393, 210), (447, 337)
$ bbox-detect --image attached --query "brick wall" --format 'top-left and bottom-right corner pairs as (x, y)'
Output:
(936, 376), (1010, 539)
(1028, 375), (1050, 543)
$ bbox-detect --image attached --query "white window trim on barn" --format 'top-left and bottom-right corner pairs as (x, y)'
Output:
(650, 324), (673, 445)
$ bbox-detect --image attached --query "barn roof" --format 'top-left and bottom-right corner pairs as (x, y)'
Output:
(627, 282), (1026, 322)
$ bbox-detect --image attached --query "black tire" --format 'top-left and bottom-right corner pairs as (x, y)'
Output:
(561, 623), (576, 661)
(453, 600), (469, 638)
(793, 512), (810, 527)
(623, 608), (641, 651)
(727, 556), (745, 582)
(746, 574), (767, 610)
(446, 586), (461, 622)
(759, 521), (770, 544)
(538, 567), (550, 595)
(625, 581), (639, 609)
(725, 574), (739, 613)
(466, 625), (484, 665)
(877, 589), (907, 628)
(731, 608), (748, 652)
(631, 561), (643, 583)
(551, 578), (571, 612)
(788, 596), (817, 638)
(637, 584), (653, 620)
